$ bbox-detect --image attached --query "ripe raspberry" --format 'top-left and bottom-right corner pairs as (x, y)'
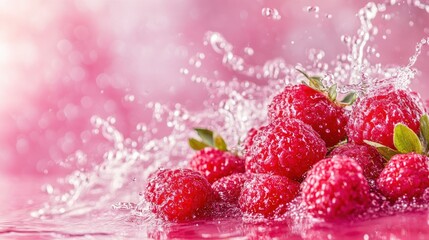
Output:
(245, 118), (327, 181)
(302, 155), (371, 219)
(242, 127), (259, 155)
(329, 143), (385, 180)
(347, 87), (424, 149)
(190, 148), (245, 183)
(377, 153), (429, 201)
(145, 168), (213, 222)
(268, 84), (348, 147)
(212, 173), (250, 204)
(239, 174), (300, 218)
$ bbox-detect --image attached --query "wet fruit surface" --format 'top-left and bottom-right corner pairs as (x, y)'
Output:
(245, 118), (327, 181)
(145, 169), (213, 221)
(377, 153), (429, 201)
(268, 84), (348, 147)
(302, 155), (371, 219)
(347, 88), (424, 149)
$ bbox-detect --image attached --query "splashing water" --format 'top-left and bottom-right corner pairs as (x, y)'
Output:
(4, 1), (429, 239)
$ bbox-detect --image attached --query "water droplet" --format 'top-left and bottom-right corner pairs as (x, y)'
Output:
(124, 94), (135, 102)
(244, 47), (254, 56)
(112, 202), (137, 211)
(305, 6), (320, 13)
(341, 35), (352, 44)
(107, 116), (116, 125)
(308, 49), (325, 61)
(261, 7), (281, 20)
(180, 68), (189, 75)
(43, 184), (54, 195)
(382, 14), (392, 20)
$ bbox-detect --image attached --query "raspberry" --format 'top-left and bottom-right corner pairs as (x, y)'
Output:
(302, 155), (371, 219)
(377, 153), (429, 201)
(190, 148), (245, 183)
(242, 127), (259, 155)
(238, 174), (300, 218)
(245, 118), (327, 181)
(268, 84), (348, 147)
(212, 173), (250, 204)
(145, 168), (213, 222)
(329, 143), (385, 180)
(347, 87), (424, 149)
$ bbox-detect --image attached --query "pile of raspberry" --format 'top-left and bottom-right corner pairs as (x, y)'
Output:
(144, 73), (429, 222)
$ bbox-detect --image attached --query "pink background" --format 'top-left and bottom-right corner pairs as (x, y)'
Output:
(0, 0), (428, 177)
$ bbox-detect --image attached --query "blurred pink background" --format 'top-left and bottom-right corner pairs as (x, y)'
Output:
(0, 0), (428, 177)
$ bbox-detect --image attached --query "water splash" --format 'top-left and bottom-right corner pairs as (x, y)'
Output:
(32, 1), (429, 237)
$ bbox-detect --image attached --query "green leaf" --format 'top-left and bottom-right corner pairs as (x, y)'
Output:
(364, 140), (399, 160)
(296, 68), (311, 80)
(188, 138), (209, 150)
(194, 128), (214, 146)
(308, 77), (323, 91)
(327, 139), (347, 153)
(328, 84), (337, 101)
(364, 141), (399, 161)
(296, 69), (323, 90)
(214, 134), (228, 151)
(420, 114), (429, 153)
(340, 92), (357, 105)
(393, 123), (423, 154)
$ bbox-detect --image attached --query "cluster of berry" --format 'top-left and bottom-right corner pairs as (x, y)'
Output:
(144, 71), (429, 222)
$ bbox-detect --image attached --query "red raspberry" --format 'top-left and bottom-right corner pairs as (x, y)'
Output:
(347, 87), (424, 149)
(242, 127), (259, 154)
(302, 155), (371, 219)
(268, 84), (348, 147)
(238, 174), (300, 218)
(329, 143), (385, 180)
(377, 153), (429, 201)
(190, 148), (245, 184)
(212, 173), (250, 204)
(145, 168), (213, 222)
(245, 118), (327, 181)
